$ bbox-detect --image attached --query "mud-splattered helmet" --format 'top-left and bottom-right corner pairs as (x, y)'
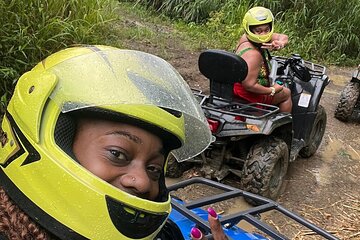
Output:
(0, 45), (211, 239)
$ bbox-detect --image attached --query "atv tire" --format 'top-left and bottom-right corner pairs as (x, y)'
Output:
(334, 82), (360, 122)
(241, 136), (289, 203)
(299, 105), (326, 158)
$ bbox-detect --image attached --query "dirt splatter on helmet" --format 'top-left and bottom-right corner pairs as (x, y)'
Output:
(0, 45), (212, 239)
(242, 6), (274, 43)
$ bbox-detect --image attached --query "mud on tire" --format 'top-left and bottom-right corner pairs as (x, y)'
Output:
(299, 105), (327, 158)
(241, 136), (289, 203)
(334, 82), (360, 122)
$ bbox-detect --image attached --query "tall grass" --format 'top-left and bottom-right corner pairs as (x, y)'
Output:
(134, 0), (222, 23)
(0, 0), (118, 111)
(127, 0), (360, 65)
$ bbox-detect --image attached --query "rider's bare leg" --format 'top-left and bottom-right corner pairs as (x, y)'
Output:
(272, 88), (292, 112)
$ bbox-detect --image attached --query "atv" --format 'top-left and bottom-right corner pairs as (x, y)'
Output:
(167, 49), (329, 201)
(334, 64), (360, 122)
(165, 177), (338, 240)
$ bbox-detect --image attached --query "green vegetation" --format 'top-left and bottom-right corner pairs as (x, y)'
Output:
(1, 0), (360, 111)
(0, 0), (118, 111)
(129, 0), (360, 65)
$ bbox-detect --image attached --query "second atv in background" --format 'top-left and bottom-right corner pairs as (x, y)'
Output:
(334, 65), (360, 122)
(167, 49), (329, 202)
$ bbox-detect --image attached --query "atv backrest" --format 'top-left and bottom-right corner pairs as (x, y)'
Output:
(198, 49), (248, 101)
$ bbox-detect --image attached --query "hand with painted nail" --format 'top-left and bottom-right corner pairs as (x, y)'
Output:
(190, 207), (229, 240)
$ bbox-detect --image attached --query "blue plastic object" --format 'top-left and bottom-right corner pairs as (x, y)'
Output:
(169, 199), (267, 240)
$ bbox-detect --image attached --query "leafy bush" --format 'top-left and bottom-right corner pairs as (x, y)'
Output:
(0, 0), (117, 110)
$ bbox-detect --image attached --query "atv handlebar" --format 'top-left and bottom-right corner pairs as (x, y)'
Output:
(269, 54), (314, 86)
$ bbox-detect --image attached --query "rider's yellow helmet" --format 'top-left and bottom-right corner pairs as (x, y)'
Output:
(0, 45), (211, 239)
(242, 6), (274, 43)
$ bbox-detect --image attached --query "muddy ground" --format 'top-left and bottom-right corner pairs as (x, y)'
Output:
(117, 11), (360, 240)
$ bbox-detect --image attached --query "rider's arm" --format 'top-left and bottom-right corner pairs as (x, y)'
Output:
(241, 50), (283, 95)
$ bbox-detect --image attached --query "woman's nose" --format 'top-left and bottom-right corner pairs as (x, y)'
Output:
(117, 166), (152, 198)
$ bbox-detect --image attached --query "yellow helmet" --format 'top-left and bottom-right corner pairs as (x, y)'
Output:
(0, 45), (211, 239)
(242, 6), (274, 43)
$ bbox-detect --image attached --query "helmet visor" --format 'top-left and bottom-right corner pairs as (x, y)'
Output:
(48, 49), (212, 161)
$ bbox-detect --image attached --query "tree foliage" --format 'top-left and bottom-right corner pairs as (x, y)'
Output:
(129, 0), (360, 65)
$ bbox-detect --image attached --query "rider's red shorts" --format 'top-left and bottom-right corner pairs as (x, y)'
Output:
(233, 83), (273, 104)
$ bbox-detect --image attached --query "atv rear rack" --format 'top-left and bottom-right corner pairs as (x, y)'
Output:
(168, 177), (338, 240)
(193, 92), (279, 120)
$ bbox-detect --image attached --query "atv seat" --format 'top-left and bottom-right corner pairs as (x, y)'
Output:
(198, 49), (248, 102)
(198, 49), (279, 118)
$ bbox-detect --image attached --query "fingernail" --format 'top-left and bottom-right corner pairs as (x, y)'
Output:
(207, 207), (218, 219)
(190, 227), (202, 239)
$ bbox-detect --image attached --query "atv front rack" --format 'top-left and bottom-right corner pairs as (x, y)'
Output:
(272, 56), (327, 77)
(168, 177), (338, 240)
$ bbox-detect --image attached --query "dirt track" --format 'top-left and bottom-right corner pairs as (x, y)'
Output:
(118, 13), (360, 240)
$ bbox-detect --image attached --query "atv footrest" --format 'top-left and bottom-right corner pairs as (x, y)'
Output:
(290, 138), (305, 161)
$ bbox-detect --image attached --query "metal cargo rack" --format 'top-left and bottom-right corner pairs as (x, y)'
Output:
(193, 91), (280, 120)
(168, 177), (338, 240)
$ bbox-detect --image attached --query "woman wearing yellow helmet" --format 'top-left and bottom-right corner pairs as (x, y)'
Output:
(0, 45), (214, 239)
(233, 6), (292, 112)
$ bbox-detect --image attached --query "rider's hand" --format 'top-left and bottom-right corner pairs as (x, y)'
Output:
(261, 40), (285, 51)
(190, 208), (229, 240)
(273, 83), (284, 94)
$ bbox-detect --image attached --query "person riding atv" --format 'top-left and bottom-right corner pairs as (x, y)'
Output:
(166, 49), (329, 203)
(166, 7), (328, 204)
(233, 6), (292, 113)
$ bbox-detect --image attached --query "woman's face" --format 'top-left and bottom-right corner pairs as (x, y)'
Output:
(72, 118), (165, 201)
(251, 23), (271, 35)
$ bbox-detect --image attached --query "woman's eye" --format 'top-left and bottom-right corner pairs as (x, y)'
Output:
(147, 165), (163, 180)
(109, 149), (129, 165)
